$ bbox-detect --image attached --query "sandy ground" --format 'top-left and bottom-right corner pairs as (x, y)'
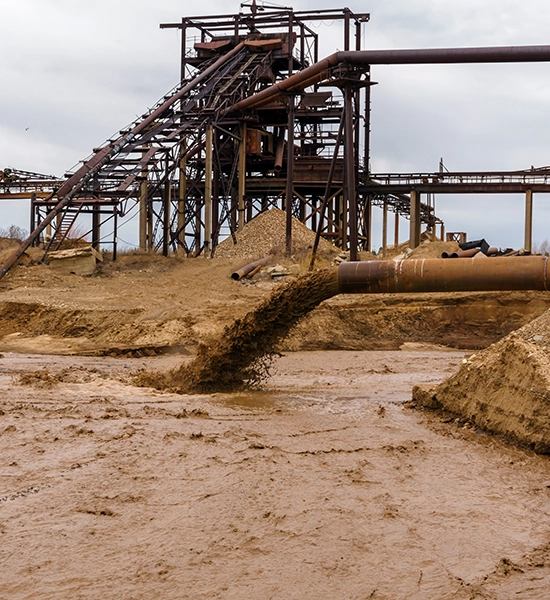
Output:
(2, 348), (550, 599)
(2, 248), (550, 598)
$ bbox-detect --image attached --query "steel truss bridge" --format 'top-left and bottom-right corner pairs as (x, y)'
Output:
(2, 4), (550, 278)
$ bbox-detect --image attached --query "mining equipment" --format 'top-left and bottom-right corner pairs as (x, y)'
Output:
(3, 3), (550, 279)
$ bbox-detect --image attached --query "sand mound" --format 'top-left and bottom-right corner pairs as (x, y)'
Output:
(214, 208), (337, 260)
(408, 239), (460, 259)
(413, 309), (550, 452)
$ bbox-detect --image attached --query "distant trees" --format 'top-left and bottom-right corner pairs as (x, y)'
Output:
(533, 239), (550, 256)
(0, 225), (28, 241)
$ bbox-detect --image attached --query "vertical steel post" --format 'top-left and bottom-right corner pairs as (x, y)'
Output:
(30, 194), (36, 246)
(147, 199), (153, 253)
(92, 205), (100, 250)
(410, 189), (421, 249)
(300, 23), (305, 66)
(338, 194), (346, 249)
(162, 153), (171, 257)
(344, 8), (350, 51)
(394, 212), (399, 247)
(234, 15), (239, 46)
(344, 84), (358, 260)
(181, 21), (187, 81)
(525, 188), (533, 252)
(178, 153), (186, 249)
(287, 12), (294, 76)
(204, 124), (213, 256)
(285, 95), (295, 254)
(382, 200), (388, 257)
(366, 196), (372, 253)
(238, 123), (246, 230)
(139, 178), (148, 250)
(113, 209), (118, 262)
(364, 75), (372, 177)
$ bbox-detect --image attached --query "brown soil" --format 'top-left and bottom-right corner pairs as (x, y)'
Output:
(1, 251), (548, 356)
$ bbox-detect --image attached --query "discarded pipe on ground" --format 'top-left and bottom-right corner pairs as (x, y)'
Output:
(451, 248), (481, 258)
(231, 256), (272, 280)
(338, 256), (550, 294)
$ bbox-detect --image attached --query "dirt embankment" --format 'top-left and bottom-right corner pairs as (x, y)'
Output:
(0, 251), (549, 356)
(414, 309), (550, 453)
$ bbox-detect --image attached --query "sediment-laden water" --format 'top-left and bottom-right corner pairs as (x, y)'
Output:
(147, 268), (339, 393)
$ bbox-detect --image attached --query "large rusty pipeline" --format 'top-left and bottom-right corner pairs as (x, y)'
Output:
(230, 45), (550, 112)
(337, 256), (550, 294)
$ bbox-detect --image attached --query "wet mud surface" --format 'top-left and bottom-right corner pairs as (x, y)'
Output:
(2, 349), (550, 598)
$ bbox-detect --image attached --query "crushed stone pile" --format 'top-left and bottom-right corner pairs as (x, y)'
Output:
(214, 208), (338, 261)
(413, 308), (550, 453)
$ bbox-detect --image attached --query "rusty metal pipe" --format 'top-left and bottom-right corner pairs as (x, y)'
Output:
(231, 256), (272, 280)
(451, 248), (480, 258)
(230, 45), (550, 112)
(274, 129), (285, 172)
(338, 257), (550, 294)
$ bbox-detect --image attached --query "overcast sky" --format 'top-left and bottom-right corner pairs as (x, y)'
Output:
(1, 0), (550, 250)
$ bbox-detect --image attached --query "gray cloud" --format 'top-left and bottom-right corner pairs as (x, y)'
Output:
(2, 0), (550, 249)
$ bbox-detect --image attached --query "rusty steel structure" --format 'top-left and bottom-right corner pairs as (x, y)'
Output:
(338, 256), (550, 294)
(3, 5), (550, 280)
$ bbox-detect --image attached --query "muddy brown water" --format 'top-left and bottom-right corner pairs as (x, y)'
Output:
(3, 350), (550, 598)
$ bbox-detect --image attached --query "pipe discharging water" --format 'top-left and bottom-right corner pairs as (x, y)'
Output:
(137, 257), (550, 394)
(139, 268), (340, 393)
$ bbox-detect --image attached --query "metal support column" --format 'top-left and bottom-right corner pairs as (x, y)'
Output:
(410, 189), (421, 249)
(525, 188), (533, 252)
(92, 205), (100, 250)
(30, 194), (37, 246)
(382, 200), (388, 257)
(344, 84), (357, 260)
(211, 131), (220, 252)
(178, 154), (186, 249)
(113, 209), (118, 261)
(204, 124), (213, 256)
(238, 123), (246, 230)
(139, 178), (148, 250)
(394, 212), (399, 247)
(285, 96), (295, 254)
(366, 196), (372, 253)
(162, 154), (171, 257)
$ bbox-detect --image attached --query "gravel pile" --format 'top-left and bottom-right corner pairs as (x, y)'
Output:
(214, 208), (337, 261)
